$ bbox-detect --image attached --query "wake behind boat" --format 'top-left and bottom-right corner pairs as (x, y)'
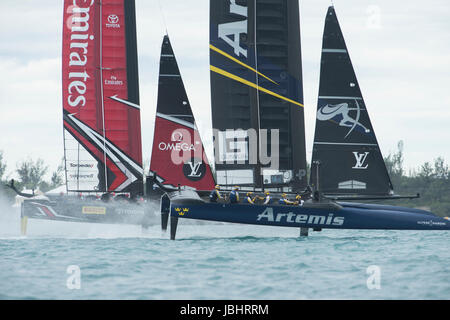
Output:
(162, 3), (450, 239)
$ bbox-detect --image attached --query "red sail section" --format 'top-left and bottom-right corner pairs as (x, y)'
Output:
(62, 0), (100, 140)
(101, 0), (142, 168)
(150, 117), (215, 190)
(62, 0), (102, 191)
(62, 0), (143, 194)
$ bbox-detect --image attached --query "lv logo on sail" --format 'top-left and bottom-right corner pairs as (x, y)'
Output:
(182, 159), (206, 181)
(352, 152), (369, 169)
(186, 161), (203, 177)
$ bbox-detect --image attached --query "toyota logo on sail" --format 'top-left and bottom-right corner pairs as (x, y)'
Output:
(108, 15), (119, 24)
(106, 14), (120, 28)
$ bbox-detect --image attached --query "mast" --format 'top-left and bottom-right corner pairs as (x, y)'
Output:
(209, 0), (306, 191)
(149, 36), (216, 190)
(310, 6), (393, 196)
(62, 0), (144, 195)
(251, 0), (263, 189)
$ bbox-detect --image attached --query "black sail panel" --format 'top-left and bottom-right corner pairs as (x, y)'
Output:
(311, 6), (393, 196)
(156, 36), (195, 123)
(210, 0), (259, 187)
(210, 0), (306, 191)
(255, 0), (306, 190)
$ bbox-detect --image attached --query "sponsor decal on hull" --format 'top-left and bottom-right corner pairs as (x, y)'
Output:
(257, 208), (345, 226)
(115, 208), (143, 216)
(82, 206), (106, 215)
(30, 202), (84, 221)
(417, 220), (447, 227)
(175, 208), (189, 216)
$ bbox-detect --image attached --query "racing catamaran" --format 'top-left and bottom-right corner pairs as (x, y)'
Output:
(163, 3), (450, 239)
(14, 0), (151, 234)
(13, 1), (214, 234)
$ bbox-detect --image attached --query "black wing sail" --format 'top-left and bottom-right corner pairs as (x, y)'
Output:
(310, 6), (393, 196)
(210, 0), (307, 191)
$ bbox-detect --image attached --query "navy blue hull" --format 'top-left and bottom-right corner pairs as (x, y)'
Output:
(170, 201), (450, 231)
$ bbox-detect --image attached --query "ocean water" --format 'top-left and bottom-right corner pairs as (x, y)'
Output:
(0, 206), (449, 300)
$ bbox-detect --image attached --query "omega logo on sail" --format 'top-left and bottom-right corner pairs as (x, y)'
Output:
(158, 142), (196, 152)
(66, 1), (95, 108)
(158, 130), (199, 152)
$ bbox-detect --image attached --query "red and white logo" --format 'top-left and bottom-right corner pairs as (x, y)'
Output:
(106, 14), (120, 28)
(171, 131), (183, 142)
(107, 14), (119, 24)
(65, 1), (95, 108)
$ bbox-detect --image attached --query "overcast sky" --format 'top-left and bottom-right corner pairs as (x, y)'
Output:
(0, 0), (449, 181)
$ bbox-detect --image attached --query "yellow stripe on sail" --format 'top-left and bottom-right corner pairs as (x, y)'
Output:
(210, 44), (279, 85)
(210, 65), (304, 108)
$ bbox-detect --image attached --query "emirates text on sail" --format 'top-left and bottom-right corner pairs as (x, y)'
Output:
(66, 1), (95, 108)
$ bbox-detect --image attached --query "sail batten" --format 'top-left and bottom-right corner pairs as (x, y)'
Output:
(311, 6), (393, 196)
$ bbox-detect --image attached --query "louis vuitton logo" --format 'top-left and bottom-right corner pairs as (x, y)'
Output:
(186, 161), (203, 177)
(352, 152), (369, 169)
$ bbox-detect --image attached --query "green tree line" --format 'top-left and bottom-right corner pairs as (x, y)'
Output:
(382, 141), (450, 217)
(0, 151), (64, 204)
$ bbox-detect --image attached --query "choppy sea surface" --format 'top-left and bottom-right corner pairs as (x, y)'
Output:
(0, 206), (449, 300)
